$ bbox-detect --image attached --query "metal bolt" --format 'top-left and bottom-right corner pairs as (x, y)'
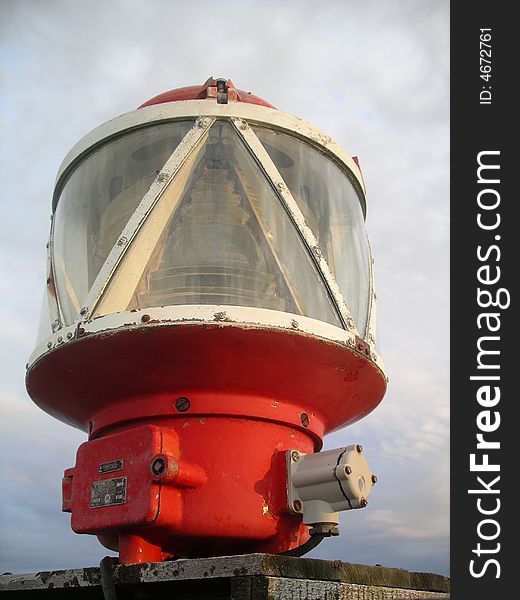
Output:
(292, 500), (302, 512)
(77, 327), (85, 336)
(356, 444), (363, 453)
(300, 413), (309, 428)
(67, 332), (73, 339)
(291, 450), (300, 462)
(175, 397), (190, 412)
(371, 474), (378, 484)
(291, 319), (299, 329)
(151, 457), (166, 476)
(141, 314), (151, 323)
(360, 498), (368, 508)
(57, 336), (63, 343)
(344, 465), (352, 475)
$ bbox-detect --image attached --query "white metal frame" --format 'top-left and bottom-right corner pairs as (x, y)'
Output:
(34, 99), (383, 375)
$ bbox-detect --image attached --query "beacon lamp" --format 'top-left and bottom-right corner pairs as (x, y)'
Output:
(26, 78), (387, 564)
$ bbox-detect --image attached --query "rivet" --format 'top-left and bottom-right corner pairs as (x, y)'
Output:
(57, 336), (63, 343)
(371, 474), (378, 484)
(344, 465), (352, 475)
(300, 413), (309, 428)
(356, 444), (363, 453)
(175, 397), (190, 412)
(293, 500), (302, 512)
(67, 332), (73, 339)
(291, 320), (299, 329)
(141, 314), (151, 323)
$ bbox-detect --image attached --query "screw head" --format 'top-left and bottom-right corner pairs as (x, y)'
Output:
(344, 465), (352, 475)
(291, 319), (299, 329)
(175, 397), (190, 412)
(360, 498), (368, 508)
(292, 500), (302, 512)
(291, 450), (300, 462)
(151, 457), (166, 476)
(80, 307), (87, 316)
(356, 444), (363, 453)
(300, 413), (309, 428)
(371, 474), (378, 484)
(141, 314), (151, 323)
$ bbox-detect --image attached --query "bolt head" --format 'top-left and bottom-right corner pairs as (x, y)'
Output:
(291, 450), (300, 462)
(292, 500), (302, 512)
(175, 397), (190, 412)
(360, 498), (368, 508)
(344, 465), (352, 475)
(151, 457), (166, 475)
(356, 444), (363, 453)
(371, 474), (378, 484)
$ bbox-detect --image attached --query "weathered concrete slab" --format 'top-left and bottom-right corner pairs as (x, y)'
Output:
(0, 553), (450, 598)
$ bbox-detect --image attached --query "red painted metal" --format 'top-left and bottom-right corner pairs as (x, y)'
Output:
(139, 77), (275, 109)
(26, 322), (386, 563)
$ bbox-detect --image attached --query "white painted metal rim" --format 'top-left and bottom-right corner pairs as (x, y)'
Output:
(52, 100), (367, 213)
(27, 305), (386, 377)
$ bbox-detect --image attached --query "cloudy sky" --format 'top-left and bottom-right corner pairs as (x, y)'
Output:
(0, 0), (449, 576)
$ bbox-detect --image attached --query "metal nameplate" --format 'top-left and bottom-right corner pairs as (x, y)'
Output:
(90, 476), (127, 508)
(98, 459), (124, 474)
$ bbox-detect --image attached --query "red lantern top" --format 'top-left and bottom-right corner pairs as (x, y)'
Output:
(139, 77), (275, 109)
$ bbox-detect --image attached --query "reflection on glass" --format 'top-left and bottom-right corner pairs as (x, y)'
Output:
(53, 121), (193, 325)
(253, 127), (371, 334)
(125, 122), (342, 327)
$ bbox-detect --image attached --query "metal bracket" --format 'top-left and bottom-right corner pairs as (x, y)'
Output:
(286, 445), (376, 533)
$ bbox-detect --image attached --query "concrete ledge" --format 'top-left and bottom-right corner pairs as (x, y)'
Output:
(0, 553), (450, 598)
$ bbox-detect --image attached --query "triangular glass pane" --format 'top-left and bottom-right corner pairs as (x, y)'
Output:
(124, 121), (342, 328)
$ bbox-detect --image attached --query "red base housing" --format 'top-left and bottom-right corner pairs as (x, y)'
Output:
(27, 322), (386, 563)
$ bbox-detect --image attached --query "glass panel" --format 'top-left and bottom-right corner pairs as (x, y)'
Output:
(117, 122), (342, 327)
(253, 127), (370, 334)
(35, 291), (52, 346)
(53, 121), (193, 325)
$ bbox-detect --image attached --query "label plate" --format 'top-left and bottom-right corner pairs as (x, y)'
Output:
(90, 476), (127, 508)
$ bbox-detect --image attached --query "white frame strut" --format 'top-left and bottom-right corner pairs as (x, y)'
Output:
(80, 117), (215, 320)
